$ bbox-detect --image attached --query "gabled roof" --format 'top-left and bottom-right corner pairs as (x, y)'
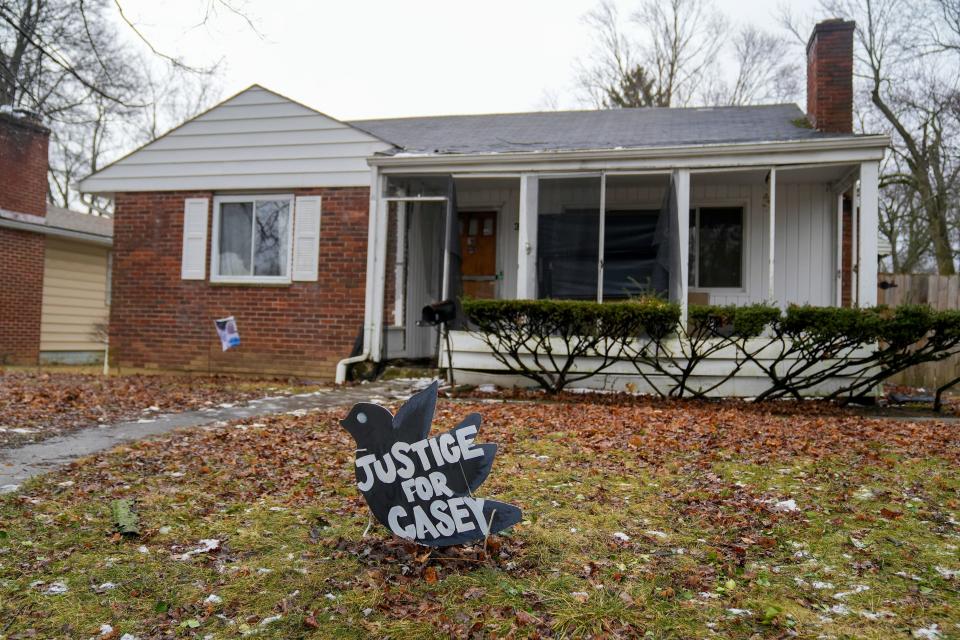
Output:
(80, 85), (394, 193)
(349, 104), (854, 156)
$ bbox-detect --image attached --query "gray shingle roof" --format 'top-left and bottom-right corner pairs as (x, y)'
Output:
(349, 104), (853, 156)
(46, 205), (113, 238)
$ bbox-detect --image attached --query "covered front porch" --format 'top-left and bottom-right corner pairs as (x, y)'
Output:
(358, 143), (883, 392)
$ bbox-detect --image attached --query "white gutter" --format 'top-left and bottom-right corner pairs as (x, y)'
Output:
(336, 165), (380, 384)
(368, 135), (891, 170)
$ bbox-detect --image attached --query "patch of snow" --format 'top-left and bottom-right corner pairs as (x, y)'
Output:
(1, 484), (21, 494)
(612, 532), (630, 542)
(829, 604), (851, 615)
(10, 428), (37, 434)
(158, 526), (171, 535)
(935, 566), (959, 579)
(833, 585), (870, 599)
(94, 582), (117, 592)
(726, 608), (753, 616)
(99, 623), (114, 636)
(137, 545), (149, 554)
(812, 581), (835, 590)
(204, 594), (222, 605)
(477, 384), (497, 393)
(912, 624), (942, 639)
(44, 580), (68, 595)
(56, 480), (74, 488)
(772, 499), (799, 512)
(178, 539), (221, 560)
(645, 530), (669, 539)
(120, 635), (138, 640)
(260, 615), (281, 626)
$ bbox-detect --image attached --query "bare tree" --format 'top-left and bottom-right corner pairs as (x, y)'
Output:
(1, 0), (248, 213)
(805, 0), (960, 275)
(577, 0), (800, 108)
(701, 25), (802, 106)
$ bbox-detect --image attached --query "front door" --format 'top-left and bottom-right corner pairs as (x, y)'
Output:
(459, 211), (498, 299)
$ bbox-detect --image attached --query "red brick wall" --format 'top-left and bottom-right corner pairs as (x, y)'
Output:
(0, 228), (44, 364)
(0, 113), (49, 218)
(806, 19), (855, 134)
(109, 188), (369, 377)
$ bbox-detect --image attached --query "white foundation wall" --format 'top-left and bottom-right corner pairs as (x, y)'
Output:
(444, 331), (873, 397)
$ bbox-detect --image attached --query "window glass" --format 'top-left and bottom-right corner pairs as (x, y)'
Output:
(695, 207), (742, 288)
(536, 177), (601, 299)
(253, 200), (290, 276)
(219, 202), (253, 276)
(602, 210), (661, 298)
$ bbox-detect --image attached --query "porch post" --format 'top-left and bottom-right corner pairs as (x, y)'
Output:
(767, 167), (777, 304)
(394, 201), (406, 327)
(363, 167), (380, 356)
(835, 191), (844, 307)
(369, 177), (389, 362)
(517, 173), (538, 299)
(857, 160), (880, 306)
(669, 169), (690, 324)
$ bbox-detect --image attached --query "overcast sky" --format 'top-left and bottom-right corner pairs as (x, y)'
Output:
(117, 0), (826, 121)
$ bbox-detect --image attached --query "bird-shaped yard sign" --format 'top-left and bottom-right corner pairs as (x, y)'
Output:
(340, 381), (522, 547)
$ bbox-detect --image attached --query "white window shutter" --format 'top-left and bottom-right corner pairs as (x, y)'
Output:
(292, 196), (321, 281)
(181, 198), (209, 280)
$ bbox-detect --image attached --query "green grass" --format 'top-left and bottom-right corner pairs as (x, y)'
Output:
(1, 399), (958, 638)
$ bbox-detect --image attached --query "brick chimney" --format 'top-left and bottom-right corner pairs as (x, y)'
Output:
(0, 111), (50, 218)
(806, 19), (855, 133)
(0, 111), (48, 365)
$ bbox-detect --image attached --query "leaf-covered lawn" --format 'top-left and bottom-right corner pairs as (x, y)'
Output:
(1, 396), (958, 639)
(0, 372), (319, 447)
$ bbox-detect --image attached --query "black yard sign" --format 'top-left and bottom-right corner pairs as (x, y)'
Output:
(340, 381), (522, 547)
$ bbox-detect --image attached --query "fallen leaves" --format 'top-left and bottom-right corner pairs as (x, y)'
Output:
(0, 372), (310, 447)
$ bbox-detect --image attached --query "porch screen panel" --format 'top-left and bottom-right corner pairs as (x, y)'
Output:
(536, 177), (601, 300)
(602, 211), (661, 298)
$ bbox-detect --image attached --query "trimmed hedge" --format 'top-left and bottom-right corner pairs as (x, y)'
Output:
(461, 298), (680, 394)
(462, 299), (960, 403)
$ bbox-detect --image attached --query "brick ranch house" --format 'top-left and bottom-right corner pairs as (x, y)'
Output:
(80, 20), (889, 391)
(0, 113), (113, 366)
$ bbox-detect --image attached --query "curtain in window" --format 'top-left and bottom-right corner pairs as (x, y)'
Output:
(219, 202), (252, 276)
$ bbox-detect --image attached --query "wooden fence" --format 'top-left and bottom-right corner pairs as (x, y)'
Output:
(877, 272), (960, 388)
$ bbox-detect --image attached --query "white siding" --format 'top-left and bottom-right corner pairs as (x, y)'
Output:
(80, 86), (393, 193)
(774, 183), (836, 306)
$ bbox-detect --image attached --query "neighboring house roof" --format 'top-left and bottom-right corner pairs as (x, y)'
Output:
(0, 205), (112, 246)
(349, 104), (851, 156)
(46, 205), (113, 239)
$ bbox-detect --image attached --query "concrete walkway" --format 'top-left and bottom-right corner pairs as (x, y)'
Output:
(0, 379), (432, 492)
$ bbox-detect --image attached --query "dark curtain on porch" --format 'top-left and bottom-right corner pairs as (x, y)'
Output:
(652, 175), (672, 295)
(443, 176), (465, 328)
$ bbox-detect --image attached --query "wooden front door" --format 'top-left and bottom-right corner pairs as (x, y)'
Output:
(459, 211), (497, 299)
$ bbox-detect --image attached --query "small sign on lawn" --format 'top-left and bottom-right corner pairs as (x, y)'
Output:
(341, 381), (521, 547)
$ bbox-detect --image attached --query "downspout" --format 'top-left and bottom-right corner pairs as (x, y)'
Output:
(336, 166), (380, 384)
